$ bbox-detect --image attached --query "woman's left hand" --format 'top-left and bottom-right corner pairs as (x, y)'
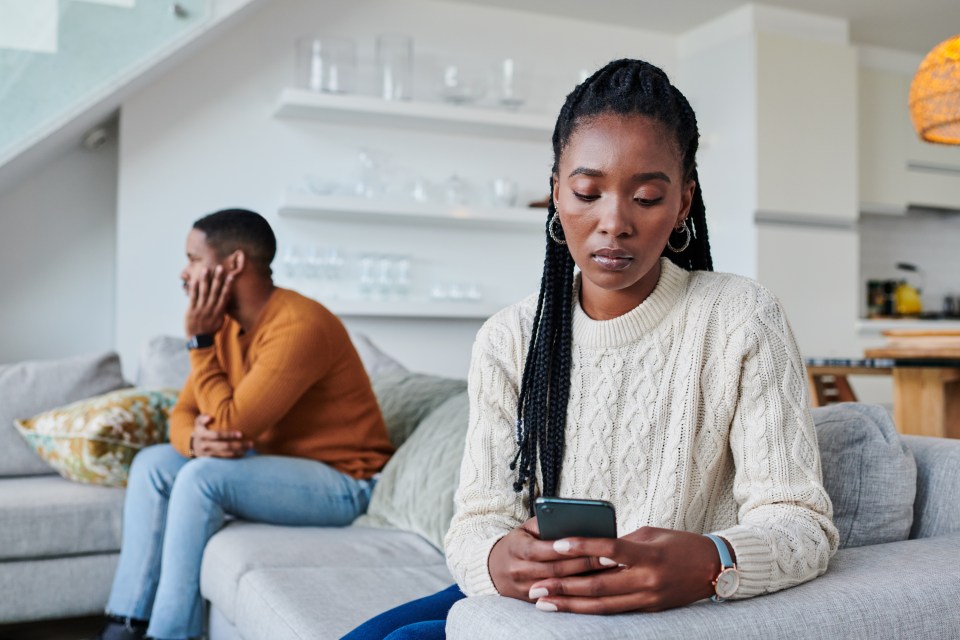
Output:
(528, 526), (723, 614)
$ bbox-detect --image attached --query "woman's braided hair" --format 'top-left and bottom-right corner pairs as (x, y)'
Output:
(511, 59), (714, 512)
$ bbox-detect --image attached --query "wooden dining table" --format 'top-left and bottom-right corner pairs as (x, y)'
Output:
(862, 345), (960, 439)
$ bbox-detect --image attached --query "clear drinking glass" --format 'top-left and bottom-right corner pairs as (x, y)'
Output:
(376, 34), (414, 101)
(491, 177), (518, 207)
(439, 59), (485, 105)
(296, 36), (357, 94)
(495, 58), (525, 109)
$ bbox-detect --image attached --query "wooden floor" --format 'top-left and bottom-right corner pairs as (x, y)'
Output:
(0, 616), (106, 640)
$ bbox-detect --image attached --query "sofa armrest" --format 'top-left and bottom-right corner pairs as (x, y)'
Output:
(446, 534), (960, 640)
(902, 435), (960, 539)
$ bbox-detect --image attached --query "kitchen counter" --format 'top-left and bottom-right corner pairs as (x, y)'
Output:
(856, 318), (960, 336)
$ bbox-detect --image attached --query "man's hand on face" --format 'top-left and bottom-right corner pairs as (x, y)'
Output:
(190, 414), (252, 458)
(185, 265), (234, 337)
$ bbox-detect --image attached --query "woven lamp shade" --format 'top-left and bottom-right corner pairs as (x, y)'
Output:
(909, 35), (960, 145)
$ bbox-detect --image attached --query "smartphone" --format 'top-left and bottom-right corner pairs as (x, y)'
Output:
(534, 497), (617, 540)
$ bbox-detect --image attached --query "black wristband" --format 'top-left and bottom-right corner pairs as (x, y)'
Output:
(186, 334), (215, 350)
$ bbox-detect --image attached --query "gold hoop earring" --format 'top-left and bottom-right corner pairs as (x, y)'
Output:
(548, 211), (567, 245)
(667, 219), (691, 253)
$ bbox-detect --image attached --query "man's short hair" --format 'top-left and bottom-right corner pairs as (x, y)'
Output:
(193, 209), (276, 278)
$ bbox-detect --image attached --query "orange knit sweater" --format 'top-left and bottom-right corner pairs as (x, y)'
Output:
(168, 288), (393, 479)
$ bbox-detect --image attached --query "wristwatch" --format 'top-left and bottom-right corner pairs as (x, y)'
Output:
(704, 533), (739, 602)
(186, 334), (215, 350)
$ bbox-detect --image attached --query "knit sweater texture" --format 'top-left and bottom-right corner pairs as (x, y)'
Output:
(444, 258), (839, 599)
(169, 288), (394, 479)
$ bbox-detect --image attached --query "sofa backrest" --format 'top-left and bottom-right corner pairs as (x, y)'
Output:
(136, 331), (407, 390)
(902, 435), (960, 539)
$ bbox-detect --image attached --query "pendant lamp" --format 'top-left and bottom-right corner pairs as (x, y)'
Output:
(909, 34), (960, 145)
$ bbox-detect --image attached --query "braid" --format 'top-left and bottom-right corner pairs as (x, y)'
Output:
(512, 59), (713, 508)
(512, 192), (575, 510)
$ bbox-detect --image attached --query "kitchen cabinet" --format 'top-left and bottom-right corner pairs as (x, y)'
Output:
(756, 33), (858, 222)
(859, 68), (910, 214)
(859, 67), (960, 213)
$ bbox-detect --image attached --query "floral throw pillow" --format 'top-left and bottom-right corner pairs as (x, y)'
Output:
(14, 388), (179, 487)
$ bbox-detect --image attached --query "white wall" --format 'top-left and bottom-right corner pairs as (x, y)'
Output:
(115, 0), (677, 378)
(0, 123), (117, 364)
(678, 14), (758, 278)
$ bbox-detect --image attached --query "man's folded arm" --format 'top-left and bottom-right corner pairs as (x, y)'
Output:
(189, 324), (331, 439)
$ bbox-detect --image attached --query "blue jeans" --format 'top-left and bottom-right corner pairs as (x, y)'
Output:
(341, 584), (466, 640)
(106, 444), (375, 640)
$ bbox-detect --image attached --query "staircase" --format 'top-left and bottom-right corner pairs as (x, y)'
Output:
(0, 0), (259, 182)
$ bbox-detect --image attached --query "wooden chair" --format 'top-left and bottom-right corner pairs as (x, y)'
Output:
(807, 366), (859, 407)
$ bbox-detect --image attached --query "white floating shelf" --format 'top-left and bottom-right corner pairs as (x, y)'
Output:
(322, 298), (501, 320)
(273, 88), (554, 141)
(278, 193), (547, 230)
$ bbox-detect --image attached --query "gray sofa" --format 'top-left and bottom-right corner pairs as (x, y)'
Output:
(200, 402), (960, 640)
(2, 340), (959, 639)
(0, 352), (129, 623)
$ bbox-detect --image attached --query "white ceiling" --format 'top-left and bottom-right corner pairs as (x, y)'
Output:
(438, 0), (960, 54)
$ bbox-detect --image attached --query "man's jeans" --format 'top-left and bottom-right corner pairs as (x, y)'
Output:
(105, 444), (376, 640)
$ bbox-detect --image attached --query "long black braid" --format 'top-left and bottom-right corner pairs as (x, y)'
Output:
(511, 59), (714, 512)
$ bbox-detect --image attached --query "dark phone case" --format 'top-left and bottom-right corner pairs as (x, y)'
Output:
(534, 497), (617, 540)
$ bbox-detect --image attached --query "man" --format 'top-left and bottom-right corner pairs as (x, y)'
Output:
(99, 209), (394, 640)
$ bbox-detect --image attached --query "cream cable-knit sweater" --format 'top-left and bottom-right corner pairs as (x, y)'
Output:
(444, 258), (839, 599)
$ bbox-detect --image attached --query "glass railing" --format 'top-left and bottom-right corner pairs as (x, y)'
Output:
(0, 0), (210, 163)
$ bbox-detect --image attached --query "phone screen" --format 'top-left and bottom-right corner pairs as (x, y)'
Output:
(534, 497), (617, 540)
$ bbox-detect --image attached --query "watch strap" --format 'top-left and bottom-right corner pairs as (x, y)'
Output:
(705, 533), (738, 602)
(704, 534), (734, 569)
(187, 334), (215, 350)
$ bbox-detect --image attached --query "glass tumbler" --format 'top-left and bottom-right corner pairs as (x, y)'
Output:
(376, 34), (414, 100)
(297, 36), (357, 94)
(496, 58), (526, 109)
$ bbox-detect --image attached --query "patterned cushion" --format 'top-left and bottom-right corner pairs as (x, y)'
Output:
(0, 352), (129, 477)
(355, 391), (470, 549)
(14, 388), (178, 487)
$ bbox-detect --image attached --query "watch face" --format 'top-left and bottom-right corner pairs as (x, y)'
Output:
(715, 568), (740, 599)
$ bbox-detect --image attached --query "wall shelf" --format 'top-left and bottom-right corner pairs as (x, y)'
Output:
(278, 192), (547, 230)
(321, 297), (501, 320)
(273, 88), (554, 141)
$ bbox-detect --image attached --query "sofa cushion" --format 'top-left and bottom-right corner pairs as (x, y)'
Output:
(0, 475), (125, 560)
(0, 553), (120, 624)
(348, 330), (408, 378)
(234, 566), (453, 640)
(136, 335), (192, 389)
(446, 534), (960, 640)
(370, 372), (467, 447)
(14, 388), (178, 487)
(812, 403), (917, 548)
(902, 434), (960, 539)
(200, 522), (446, 625)
(355, 391), (469, 549)
(0, 352), (129, 477)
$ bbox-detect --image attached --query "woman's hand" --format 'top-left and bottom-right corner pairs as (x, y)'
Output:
(488, 517), (616, 601)
(527, 526), (724, 614)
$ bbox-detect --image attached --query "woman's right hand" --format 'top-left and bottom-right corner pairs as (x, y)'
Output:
(488, 517), (613, 601)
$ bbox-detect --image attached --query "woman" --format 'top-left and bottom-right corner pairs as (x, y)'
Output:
(345, 57), (838, 639)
